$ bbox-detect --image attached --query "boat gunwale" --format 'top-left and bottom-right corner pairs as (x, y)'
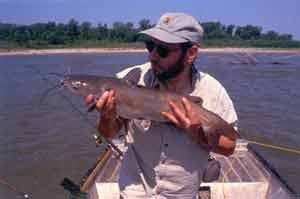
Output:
(248, 144), (298, 198)
(78, 142), (299, 198)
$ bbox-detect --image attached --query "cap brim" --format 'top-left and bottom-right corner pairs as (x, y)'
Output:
(140, 28), (188, 44)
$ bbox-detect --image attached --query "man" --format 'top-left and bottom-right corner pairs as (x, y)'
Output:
(86, 12), (239, 199)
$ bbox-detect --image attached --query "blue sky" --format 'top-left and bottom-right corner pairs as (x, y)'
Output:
(0, 0), (299, 40)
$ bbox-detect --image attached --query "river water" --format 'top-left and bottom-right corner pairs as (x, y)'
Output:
(0, 52), (299, 198)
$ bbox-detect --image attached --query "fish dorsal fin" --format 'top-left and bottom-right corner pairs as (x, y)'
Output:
(122, 68), (142, 86)
(186, 95), (203, 106)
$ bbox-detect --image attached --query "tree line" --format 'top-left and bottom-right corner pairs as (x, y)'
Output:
(0, 18), (299, 48)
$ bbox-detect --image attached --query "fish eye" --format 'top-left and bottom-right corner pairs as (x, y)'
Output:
(71, 81), (88, 89)
(71, 81), (81, 89)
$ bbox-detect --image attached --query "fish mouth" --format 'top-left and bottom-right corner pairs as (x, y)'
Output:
(63, 80), (80, 94)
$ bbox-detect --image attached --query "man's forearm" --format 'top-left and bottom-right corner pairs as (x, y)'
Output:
(196, 125), (237, 156)
(97, 117), (123, 138)
(213, 135), (236, 156)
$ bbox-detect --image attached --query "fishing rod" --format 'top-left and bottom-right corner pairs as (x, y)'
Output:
(0, 176), (30, 198)
(56, 89), (124, 157)
(27, 65), (123, 157)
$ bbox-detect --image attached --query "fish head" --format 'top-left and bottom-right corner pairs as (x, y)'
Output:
(63, 75), (93, 96)
(63, 75), (117, 97)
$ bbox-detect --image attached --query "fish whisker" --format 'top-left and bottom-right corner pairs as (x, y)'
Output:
(38, 82), (64, 107)
(47, 72), (65, 79)
(29, 65), (123, 157)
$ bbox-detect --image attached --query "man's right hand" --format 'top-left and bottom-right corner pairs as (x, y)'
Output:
(85, 90), (123, 138)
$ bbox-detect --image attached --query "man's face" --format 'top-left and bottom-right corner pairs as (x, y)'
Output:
(145, 39), (185, 79)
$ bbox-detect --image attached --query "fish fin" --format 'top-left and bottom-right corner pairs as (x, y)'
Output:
(122, 68), (142, 86)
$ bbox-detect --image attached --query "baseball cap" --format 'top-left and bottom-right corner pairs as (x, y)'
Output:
(140, 12), (204, 44)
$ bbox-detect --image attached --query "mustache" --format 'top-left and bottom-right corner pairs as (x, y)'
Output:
(150, 61), (185, 82)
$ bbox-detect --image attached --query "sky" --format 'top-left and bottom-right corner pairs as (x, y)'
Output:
(0, 0), (299, 40)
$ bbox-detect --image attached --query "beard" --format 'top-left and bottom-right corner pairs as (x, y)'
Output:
(154, 57), (185, 82)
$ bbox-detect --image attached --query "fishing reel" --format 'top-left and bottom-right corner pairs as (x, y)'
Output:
(92, 133), (103, 147)
(91, 133), (124, 158)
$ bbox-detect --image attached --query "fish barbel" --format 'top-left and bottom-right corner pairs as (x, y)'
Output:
(62, 74), (240, 141)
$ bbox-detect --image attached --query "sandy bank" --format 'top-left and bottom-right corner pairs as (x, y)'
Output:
(0, 47), (300, 56)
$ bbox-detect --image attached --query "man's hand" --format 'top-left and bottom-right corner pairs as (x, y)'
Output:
(161, 97), (210, 149)
(85, 90), (123, 138)
(86, 90), (117, 118)
(161, 97), (238, 156)
(161, 97), (198, 129)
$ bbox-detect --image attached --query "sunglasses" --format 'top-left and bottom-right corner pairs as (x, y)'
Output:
(144, 41), (176, 58)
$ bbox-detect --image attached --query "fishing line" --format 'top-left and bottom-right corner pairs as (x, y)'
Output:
(27, 65), (123, 157)
(38, 82), (63, 106)
(47, 72), (65, 78)
(220, 138), (300, 199)
(246, 139), (300, 155)
(0, 176), (30, 198)
(221, 158), (236, 199)
(55, 82), (123, 157)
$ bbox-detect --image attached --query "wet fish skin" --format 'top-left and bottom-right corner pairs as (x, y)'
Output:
(63, 74), (239, 140)
(63, 74), (194, 122)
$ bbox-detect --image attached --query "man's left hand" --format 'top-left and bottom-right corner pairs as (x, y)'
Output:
(161, 97), (239, 156)
(161, 97), (197, 130)
(161, 97), (210, 148)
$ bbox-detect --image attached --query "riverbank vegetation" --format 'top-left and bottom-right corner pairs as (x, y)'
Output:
(0, 19), (299, 50)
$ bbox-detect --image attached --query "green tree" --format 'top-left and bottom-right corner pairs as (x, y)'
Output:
(0, 23), (14, 40)
(235, 25), (262, 40)
(13, 25), (31, 44)
(225, 24), (235, 38)
(279, 34), (293, 41)
(47, 31), (65, 44)
(96, 23), (108, 40)
(67, 19), (80, 42)
(261, 30), (279, 40)
(110, 22), (137, 42)
(80, 21), (92, 40)
(138, 19), (152, 31)
(30, 23), (43, 40)
(0, 18), (299, 49)
(46, 22), (56, 32)
(201, 22), (226, 39)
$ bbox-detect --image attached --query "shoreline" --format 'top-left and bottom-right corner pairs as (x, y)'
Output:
(1, 47), (300, 56)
